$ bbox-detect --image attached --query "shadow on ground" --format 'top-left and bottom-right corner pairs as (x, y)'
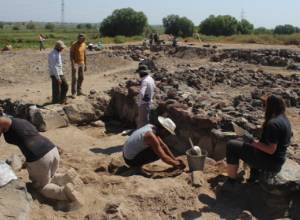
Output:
(90, 145), (123, 155)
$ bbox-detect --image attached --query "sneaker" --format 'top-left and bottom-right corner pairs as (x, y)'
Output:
(64, 183), (84, 207)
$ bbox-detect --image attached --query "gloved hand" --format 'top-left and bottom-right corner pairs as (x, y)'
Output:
(243, 132), (255, 143)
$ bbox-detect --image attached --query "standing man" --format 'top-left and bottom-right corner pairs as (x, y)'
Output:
(48, 40), (69, 104)
(39, 34), (46, 51)
(137, 66), (155, 128)
(70, 34), (87, 98)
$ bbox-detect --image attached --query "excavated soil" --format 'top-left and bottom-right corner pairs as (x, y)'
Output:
(0, 43), (300, 220)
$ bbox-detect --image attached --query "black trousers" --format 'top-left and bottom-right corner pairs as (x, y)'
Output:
(124, 147), (159, 167)
(226, 140), (283, 173)
(51, 75), (69, 104)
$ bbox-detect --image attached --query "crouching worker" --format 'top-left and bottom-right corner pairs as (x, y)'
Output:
(224, 95), (292, 190)
(123, 116), (185, 169)
(0, 115), (82, 205)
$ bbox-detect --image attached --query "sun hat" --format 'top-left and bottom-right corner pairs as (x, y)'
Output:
(55, 40), (66, 49)
(158, 116), (176, 135)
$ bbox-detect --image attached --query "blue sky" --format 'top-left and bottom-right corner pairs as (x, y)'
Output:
(1, 0), (300, 28)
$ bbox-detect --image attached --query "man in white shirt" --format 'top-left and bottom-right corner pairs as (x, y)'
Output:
(48, 40), (69, 104)
(137, 66), (155, 128)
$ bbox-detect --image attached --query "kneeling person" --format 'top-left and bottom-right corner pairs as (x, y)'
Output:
(123, 116), (185, 168)
(0, 115), (81, 204)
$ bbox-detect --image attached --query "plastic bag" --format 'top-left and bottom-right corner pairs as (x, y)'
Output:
(0, 161), (18, 187)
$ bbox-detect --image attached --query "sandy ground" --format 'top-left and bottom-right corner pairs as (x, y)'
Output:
(0, 44), (300, 220)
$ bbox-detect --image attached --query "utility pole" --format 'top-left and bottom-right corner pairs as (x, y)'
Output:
(61, 0), (65, 25)
(241, 8), (245, 20)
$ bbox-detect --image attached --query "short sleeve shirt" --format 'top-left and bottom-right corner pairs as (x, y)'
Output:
(260, 114), (292, 163)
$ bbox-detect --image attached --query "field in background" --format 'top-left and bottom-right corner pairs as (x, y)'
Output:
(0, 24), (300, 49)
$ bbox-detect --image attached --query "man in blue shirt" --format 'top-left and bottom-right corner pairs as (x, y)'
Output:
(48, 40), (69, 104)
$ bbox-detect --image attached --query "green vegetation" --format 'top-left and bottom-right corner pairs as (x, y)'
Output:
(198, 33), (300, 45)
(199, 15), (240, 36)
(26, 21), (36, 30)
(163, 15), (194, 37)
(274, 24), (300, 35)
(45, 23), (55, 31)
(0, 23), (145, 49)
(99, 8), (148, 37)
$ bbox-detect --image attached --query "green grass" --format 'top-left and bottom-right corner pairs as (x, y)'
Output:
(198, 33), (300, 46)
(0, 26), (146, 49)
(1, 24), (300, 49)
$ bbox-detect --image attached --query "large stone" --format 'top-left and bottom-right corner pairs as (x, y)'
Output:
(6, 154), (25, 172)
(259, 159), (300, 195)
(29, 106), (68, 132)
(0, 180), (32, 220)
(63, 102), (97, 124)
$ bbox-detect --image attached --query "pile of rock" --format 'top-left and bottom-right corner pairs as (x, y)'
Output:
(0, 91), (109, 132)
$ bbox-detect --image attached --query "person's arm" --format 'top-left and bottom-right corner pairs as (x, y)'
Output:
(70, 44), (75, 69)
(84, 46), (87, 71)
(139, 80), (147, 103)
(157, 136), (177, 161)
(252, 141), (277, 155)
(252, 122), (279, 155)
(144, 132), (180, 167)
(53, 53), (62, 82)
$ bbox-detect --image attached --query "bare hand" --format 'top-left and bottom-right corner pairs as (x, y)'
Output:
(174, 159), (186, 170)
(57, 79), (62, 84)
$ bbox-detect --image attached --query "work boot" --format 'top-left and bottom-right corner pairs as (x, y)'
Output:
(64, 183), (84, 208)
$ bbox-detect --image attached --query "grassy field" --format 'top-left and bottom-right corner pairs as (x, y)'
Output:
(0, 24), (300, 49)
(0, 26), (145, 49)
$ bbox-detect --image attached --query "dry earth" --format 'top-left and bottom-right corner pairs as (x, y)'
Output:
(0, 43), (299, 220)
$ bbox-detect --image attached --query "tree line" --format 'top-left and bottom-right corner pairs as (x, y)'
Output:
(98, 8), (300, 37)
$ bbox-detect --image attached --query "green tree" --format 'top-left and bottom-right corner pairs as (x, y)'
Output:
(45, 23), (55, 31)
(12, 25), (20, 30)
(99, 8), (148, 37)
(199, 15), (239, 36)
(274, 24), (297, 35)
(0, 22), (3, 29)
(85, 23), (93, 29)
(26, 21), (36, 30)
(237, 19), (254, 34)
(253, 27), (273, 35)
(77, 24), (83, 29)
(162, 15), (194, 37)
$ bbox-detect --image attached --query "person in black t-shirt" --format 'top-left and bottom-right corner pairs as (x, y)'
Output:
(0, 116), (82, 205)
(224, 95), (292, 190)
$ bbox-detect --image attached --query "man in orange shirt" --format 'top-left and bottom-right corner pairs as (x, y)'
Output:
(70, 34), (87, 98)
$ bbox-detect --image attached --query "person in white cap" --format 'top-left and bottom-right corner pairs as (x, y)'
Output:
(48, 40), (69, 104)
(123, 116), (185, 169)
(137, 66), (155, 128)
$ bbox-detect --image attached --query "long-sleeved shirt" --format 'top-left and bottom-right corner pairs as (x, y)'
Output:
(139, 75), (155, 106)
(48, 49), (63, 80)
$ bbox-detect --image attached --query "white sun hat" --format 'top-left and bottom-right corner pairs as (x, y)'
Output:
(158, 116), (176, 135)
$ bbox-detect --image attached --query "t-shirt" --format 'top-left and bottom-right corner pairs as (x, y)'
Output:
(4, 118), (55, 162)
(260, 114), (292, 164)
(70, 41), (87, 65)
(123, 124), (154, 160)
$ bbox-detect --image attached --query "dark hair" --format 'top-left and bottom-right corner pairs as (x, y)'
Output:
(263, 95), (286, 127)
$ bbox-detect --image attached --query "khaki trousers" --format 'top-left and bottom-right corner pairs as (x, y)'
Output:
(26, 147), (68, 201)
(71, 65), (84, 95)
